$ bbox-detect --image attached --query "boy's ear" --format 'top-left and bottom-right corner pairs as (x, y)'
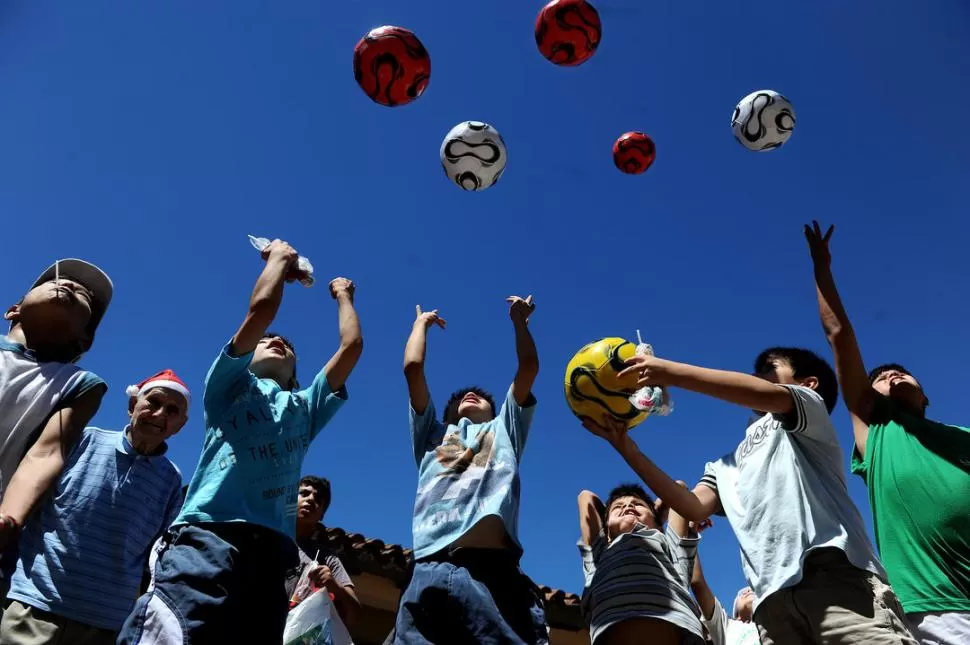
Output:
(800, 375), (819, 391)
(5, 304), (20, 324)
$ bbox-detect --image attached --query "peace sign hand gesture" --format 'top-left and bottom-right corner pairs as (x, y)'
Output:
(804, 220), (834, 269)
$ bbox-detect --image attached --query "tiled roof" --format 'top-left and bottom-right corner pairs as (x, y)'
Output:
(320, 526), (585, 631)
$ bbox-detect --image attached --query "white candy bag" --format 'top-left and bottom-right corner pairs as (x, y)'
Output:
(283, 589), (354, 645)
(248, 235), (316, 287)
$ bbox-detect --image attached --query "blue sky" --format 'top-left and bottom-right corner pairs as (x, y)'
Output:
(2, 0), (969, 609)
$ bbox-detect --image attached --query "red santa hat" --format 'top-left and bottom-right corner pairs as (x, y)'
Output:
(125, 369), (191, 404)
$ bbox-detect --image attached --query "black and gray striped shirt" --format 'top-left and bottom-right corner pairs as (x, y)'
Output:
(579, 524), (705, 644)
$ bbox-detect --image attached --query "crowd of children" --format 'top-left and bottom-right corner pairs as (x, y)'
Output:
(0, 224), (966, 645)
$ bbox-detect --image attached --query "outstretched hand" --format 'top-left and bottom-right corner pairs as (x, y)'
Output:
(804, 220), (834, 268)
(415, 305), (446, 330)
(617, 354), (678, 387)
(329, 277), (355, 300)
(582, 415), (630, 449)
(507, 295), (535, 324)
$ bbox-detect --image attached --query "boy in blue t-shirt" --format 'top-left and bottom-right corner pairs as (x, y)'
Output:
(118, 239), (363, 645)
(393, 297), (545, 645)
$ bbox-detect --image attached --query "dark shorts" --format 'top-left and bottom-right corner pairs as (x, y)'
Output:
(117, 522), (299, 645)
(393, 547), (548, 645)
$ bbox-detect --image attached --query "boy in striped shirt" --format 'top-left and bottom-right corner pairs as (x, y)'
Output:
(577, 464), (705, 645)
(0, 370), (187, 644)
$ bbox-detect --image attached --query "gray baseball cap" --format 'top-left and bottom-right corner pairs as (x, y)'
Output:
(31, 259), (113, 333)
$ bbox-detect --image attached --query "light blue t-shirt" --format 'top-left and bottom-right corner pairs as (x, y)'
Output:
(410, 386), (536, 559)
(176, 342), (347, 537)
(9, 427), (182, 631)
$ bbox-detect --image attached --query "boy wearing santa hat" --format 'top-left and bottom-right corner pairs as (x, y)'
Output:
(119, 239), (363, 645)
(0, 259), (113, 599)
(0, 370), (187, 645)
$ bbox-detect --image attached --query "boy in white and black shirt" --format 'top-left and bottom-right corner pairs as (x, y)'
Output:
(584, 346), (917, 645)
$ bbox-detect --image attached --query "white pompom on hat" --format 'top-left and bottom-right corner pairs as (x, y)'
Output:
(126, 369), (191, 405)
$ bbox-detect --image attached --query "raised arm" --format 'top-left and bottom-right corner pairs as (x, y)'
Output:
(507, 295), (538, 406)
(0, 385), (105, 547)
(618, 357), (795, 416)
(403, 305), (445, 415)
(805, 221), (874, 455)
(690, 553), (718, 622)
(322, 278), (363, 392)
(583, 418), (721, 524)
(231, 240), (300, 357)
(578, 490), (605, 546)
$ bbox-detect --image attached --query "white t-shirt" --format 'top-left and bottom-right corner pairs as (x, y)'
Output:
(0, 336), (104, 495)
(697, 385), (885, 611)
(701, 596), (761, 645)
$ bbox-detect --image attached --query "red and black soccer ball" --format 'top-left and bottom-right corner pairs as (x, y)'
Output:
(353, 26), (431, 107)
(535, 0), (602, 67)
(613, 132), (656, 174)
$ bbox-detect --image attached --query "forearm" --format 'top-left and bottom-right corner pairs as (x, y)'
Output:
(513, 320), (538, 374)
(0, 448), (66, 523)
(691, 578), (717, 621)
(814, 265), (854, 339)
(330, 584), (360, 626)
(615, 437), (710, 522)
(232, 258), (289, 354)
(578, 490), (604, 545)
(667, 363), (792, 415)
(335, 294), (362, 351)
(403, 324), (428, 371)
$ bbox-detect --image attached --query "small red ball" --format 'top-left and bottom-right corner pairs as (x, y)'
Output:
(613, 132), (656, 174)
(535, 0), (602, 67)
(353, 26), (431, 107)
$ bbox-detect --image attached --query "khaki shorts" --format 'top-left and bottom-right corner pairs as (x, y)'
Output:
(0, 600), (116, 645)
(753, 548), (918, 645)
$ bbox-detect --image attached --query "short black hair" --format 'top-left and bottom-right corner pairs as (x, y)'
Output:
(602, 483), (656, 527)
(868, 363), (914, 385)
(443, 386), (496, 424)
(299, 475), (331, 514)
(754, 347), (838, 413)
(262, 331), (298, 388)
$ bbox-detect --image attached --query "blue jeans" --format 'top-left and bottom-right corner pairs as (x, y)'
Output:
(394, 548), (548, 645)
(117, 522), (298, 645)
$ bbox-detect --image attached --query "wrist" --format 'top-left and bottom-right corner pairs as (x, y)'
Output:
(334, 291), (353, 304)
(612, 433), (637, 458)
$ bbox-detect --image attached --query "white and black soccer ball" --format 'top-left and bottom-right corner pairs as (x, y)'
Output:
(731, 90), (796, 151)
(439, 121), (507, 191)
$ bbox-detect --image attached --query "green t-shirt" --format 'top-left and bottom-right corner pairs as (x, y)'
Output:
(851, 395), (970, 614)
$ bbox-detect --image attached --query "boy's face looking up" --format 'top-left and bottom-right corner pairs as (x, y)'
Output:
(128, 387), (188, 452)
(734, 587), (754, 622)
(297, 483), (327, 525)
(606, 495), (658, 539)
(870, 366), (927, 415)
(456, 391), (494, 424)
(7, 279), (94, 352)
(252, 335), (297, 389)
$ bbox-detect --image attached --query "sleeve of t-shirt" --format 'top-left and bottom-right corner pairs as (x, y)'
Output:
(663, 523), (700, 587)
(324, 554), (354, 589)
(61, 370), (107, 404)
(498, 385), (537, 460)
(850, 394), (893, 480)
(300, 370), (349, 441)
(777, 385), (838, 444)
(701, 596), (730, 645)
(410, 398), (447, 465)
(696, 462), (726, 517)
(577, 531), (607, 589)
(202, 342), (257, 423)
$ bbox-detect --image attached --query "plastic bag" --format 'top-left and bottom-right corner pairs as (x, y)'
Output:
(628, 330), (673, 417)
(284, 589), (354, 645)
(248, 235), (315, 287)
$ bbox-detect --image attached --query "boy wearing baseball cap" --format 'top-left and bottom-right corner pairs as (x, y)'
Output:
(0, 259), (112, 595)
(0, 370), (187, 644)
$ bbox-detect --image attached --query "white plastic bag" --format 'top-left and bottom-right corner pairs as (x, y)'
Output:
(248, 235), (316, 287)
(284, 589), (354, 645)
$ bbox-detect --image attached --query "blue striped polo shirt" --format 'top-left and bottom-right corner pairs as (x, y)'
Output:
(8, 427), (183, 631)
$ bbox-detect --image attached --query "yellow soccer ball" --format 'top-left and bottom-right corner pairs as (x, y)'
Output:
(564, 337), (648, 429)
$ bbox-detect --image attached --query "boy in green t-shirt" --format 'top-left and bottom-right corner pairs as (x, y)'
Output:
(805, 221), (970, 645)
